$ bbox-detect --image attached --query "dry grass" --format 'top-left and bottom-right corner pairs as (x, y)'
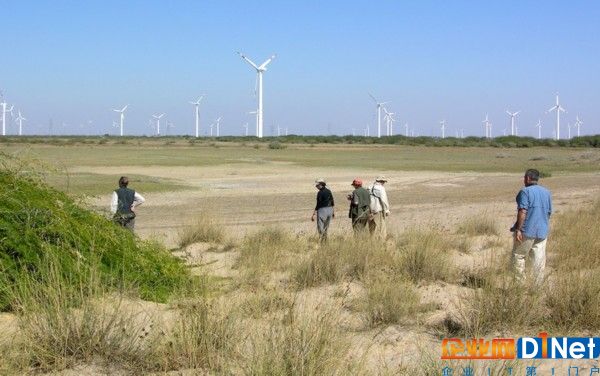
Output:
(241, 306), (354, 375)
(356, 273), (424, 327)
(177, 216), (226, 248)
(396, 228), (456, 283)
(456, 212), (500, 236)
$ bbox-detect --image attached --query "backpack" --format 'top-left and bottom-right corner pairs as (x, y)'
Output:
(368, 186), (382, 213)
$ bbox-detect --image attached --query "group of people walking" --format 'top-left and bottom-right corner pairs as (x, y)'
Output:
(312, 176), (390, 242)
(112, 168), (552, 285)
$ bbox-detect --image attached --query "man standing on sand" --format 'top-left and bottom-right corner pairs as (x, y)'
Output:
(111, 176), (145, 232)
(511, 169), (552, 284)
(369, 176), (390, 239)
(348, 178), (370, 234)
(311, 178), (335, 243)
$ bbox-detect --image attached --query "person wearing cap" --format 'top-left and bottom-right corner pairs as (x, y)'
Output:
(368, 176), (391, 240)
(348, 178), (370, 234)
(311, 178), (335, 243)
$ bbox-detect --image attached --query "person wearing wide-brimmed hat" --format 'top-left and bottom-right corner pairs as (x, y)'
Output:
(368, 175), (390, 240)
(311, 178), (335, 243)
(347, 178), (370, 234)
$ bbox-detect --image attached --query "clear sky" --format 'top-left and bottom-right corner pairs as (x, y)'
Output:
(1, 1), (599, 137)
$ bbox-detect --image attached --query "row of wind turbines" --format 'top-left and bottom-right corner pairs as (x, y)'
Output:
(110, 52), (275, 138)
(371, 93), (584, 140)
(1, 92), (26, 136)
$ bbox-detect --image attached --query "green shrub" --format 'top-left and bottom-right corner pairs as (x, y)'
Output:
(0, 162), (189, 311)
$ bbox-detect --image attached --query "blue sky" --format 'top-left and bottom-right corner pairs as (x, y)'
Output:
(1, 1), (599, 137)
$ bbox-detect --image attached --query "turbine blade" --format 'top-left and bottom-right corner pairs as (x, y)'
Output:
(237, 52), (259, 70)
(368, 93), (378, 103)
(258, 55), (276, 70)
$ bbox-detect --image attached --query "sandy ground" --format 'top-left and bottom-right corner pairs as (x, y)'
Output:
(4, 160), (600, 375)
(79, 163), (600, 248)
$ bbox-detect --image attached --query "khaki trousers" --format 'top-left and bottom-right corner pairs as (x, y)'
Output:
(512, 234), (546, 285)
(369, 211), (387, 240)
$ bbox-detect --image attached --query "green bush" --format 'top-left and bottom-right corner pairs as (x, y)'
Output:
(0, 162), (189, 311)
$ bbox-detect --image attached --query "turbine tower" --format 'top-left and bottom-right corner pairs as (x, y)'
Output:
(574, 116), (583, 137)
(404, 123), (409, 137)
(243, 122), (249, 136)
(369, 93), (388, 138)
(440, 120), (446, 139)
(214, 117), (222, 137)
(1, 99), (14, 136)
(112, 105), (128, 136)
(152, 113), (165, 136)
(15, 110), (26, 136)
(189, 96), (204, 138)
(383, 107), (395, 136)
(482, 114), (491, 138)
(506, 110), (520, 136)
(535, 120), (542, 139)
(547, 93), (566, 140)
(237, 52), (276, 138)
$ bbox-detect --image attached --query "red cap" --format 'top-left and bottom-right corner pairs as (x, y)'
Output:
(351, 178), (362, 187)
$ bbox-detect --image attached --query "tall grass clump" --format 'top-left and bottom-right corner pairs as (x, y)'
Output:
(242, 307), (353, 375)
(157, 299), (238, 372)
(397, 229), (456, 283)
(357, 273), (423, 327)
(5, 255), (154, 373)
(177, 216), (226, 248)
(456, 213), (499, 236)
(456, 273), (544, 337)
(292, 236), (387, 288)
(0, 160), (189, 311)
(236, 227), (306, 283)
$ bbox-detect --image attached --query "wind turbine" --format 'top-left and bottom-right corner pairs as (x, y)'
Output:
(404, 123), (409, 137)
(368, 93), (388, 138)
(211, 117), (222, 137)
(189, 96), (204, 137)
(439, 120), (446, 139)
(535, 120), (542, 139)
(112, 105), (128, 136)
(506, 110), (520, 136)
(237, 52), (276, 138)
(547, 93), (566, 140)
(15, 110), (26, 136)
(482, 114), (492, 138)
(574, 116), (583, 137)
(383, 107), (395, 136)
(243, 122), (249, 136)
(567, 122), (572, 139)
(152, 113), (165, 136)
(1, 100), (14, 136)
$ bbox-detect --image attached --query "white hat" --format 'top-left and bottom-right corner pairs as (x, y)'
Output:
(375, 175), (388, 182)
(315, 178), (326, 185)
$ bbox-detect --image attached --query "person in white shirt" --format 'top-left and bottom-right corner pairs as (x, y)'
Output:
(110, 176), (145, 231)
(368, 176), (390, 240)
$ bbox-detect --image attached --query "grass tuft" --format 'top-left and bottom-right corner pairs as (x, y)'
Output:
(177, 216), (226, 248)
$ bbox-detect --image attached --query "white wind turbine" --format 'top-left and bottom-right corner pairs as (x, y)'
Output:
(112, 105), (128, 136)
(567, 122), (572, 139)
(211, 117), (222, 137)
(237, 52), (276, 138)
(547, 93), (566, 140)
(482, 114), (492, 138)
(152, 113), (165, 136)
(440, 120), (446, 139)
(15, 110), (26, 136)
(189, 96), (205, 137)
(243, 122), (249, 136)
(535, 120), (542, 139)
(369, 93), (388, 138)
(383, 107), (395, 136)
(574, 116), (583, 137)
(1, 99), (14, 136)
(506, 110), (520, 136)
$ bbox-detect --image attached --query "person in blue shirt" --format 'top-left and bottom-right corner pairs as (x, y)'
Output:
(511, 169), (552, 284)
